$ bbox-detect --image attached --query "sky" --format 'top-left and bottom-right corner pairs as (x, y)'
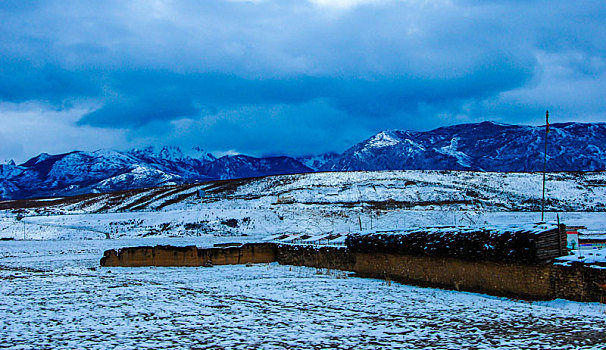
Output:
(1, 0), (605, 163)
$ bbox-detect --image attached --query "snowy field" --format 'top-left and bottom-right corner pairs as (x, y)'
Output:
(2, 237), (606, 349)
(0, 209), (604, 241)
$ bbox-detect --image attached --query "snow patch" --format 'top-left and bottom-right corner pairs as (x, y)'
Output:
(367, 131), (401, 148)
(436, 137), (472, 168)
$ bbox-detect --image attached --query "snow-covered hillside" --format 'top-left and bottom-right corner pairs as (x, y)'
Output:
(1, 170), (604, 240)
(322, 122), (606, 172)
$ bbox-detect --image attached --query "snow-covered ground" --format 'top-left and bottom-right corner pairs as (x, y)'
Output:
(1, 238), (605, 349)
(556, 248), (606, 266)
(0, 209), (604, 241)
(1, 170), (604, 348)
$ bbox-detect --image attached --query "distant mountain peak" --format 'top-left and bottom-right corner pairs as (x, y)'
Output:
(1, 147), (314, 199)
(158, 146), (185, 161)
(2, 121), (606, 200)
(322, 121), (606, 172)
(127, 146), (215, 163)
(477, 120), (510, 126)
(191, 147), (217, 162)
(367, 130), (402, 148)
(30, 152), (52, 164)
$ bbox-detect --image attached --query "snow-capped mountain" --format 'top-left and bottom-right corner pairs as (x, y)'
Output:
(0, 146), (314, 200)
(1, 121), (605, 200)
(296, 152), (340, 171)
(1, 148), (206, 199)
(201, 155), (313, 180)
(321, 122), (606, 172)
(126, 146), (214, 182)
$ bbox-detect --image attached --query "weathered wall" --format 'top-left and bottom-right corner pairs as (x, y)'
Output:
(100, 243), (276, 267)
(551, 263), (606, 302)
(353, 253), (553, 300)
(276, 245), (355, 271)
(100, 243), (606, 303)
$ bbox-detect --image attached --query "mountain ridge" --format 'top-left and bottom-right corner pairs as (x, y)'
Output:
(321, 121), (606, 172)
(1, 121), (605, 200)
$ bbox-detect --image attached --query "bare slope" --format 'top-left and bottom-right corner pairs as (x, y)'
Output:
(3, 170), (605, 214)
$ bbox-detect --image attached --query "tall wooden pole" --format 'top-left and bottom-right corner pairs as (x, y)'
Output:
(541, 111), (549, 221)
(557, 213), (562, 255)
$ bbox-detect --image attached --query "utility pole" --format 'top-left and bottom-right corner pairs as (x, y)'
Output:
(541, 111), (549, 221)
(370, 210), (373, 230)
(557, 213), (562, 255)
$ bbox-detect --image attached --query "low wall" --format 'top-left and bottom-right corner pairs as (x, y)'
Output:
(353, 253), (553, 299)
(100, 243), (276, 267)
(276, 244), (355, 271)
(100, 243), (606, 302)
(551, 263), (606, 302)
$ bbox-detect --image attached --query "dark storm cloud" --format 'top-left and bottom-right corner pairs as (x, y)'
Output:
(77, 52), (533, 128)
(0, 0), (605, 160)
(0, 59), (100, 103)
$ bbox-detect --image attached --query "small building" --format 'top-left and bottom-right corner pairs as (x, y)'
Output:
(292, 234), (313, 244)
(276, 195), (295, 204)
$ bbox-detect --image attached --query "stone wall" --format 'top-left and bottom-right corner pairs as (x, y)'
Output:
(100, 243), (606, 303)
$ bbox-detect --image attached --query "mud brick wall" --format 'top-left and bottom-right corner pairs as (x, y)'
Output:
(276, 245), (355, 271)
(353, 253), (554, 300)
(202, 243), (276, 265)
(100, 243), (606, 303)
(101, 245), (198, 267)
(551, 263), (606, 302)
(273, 245), (606, 302)
(100, 243), (276, 267)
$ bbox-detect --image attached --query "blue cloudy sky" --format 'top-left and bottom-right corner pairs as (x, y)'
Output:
(1, 0), (605, 162)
